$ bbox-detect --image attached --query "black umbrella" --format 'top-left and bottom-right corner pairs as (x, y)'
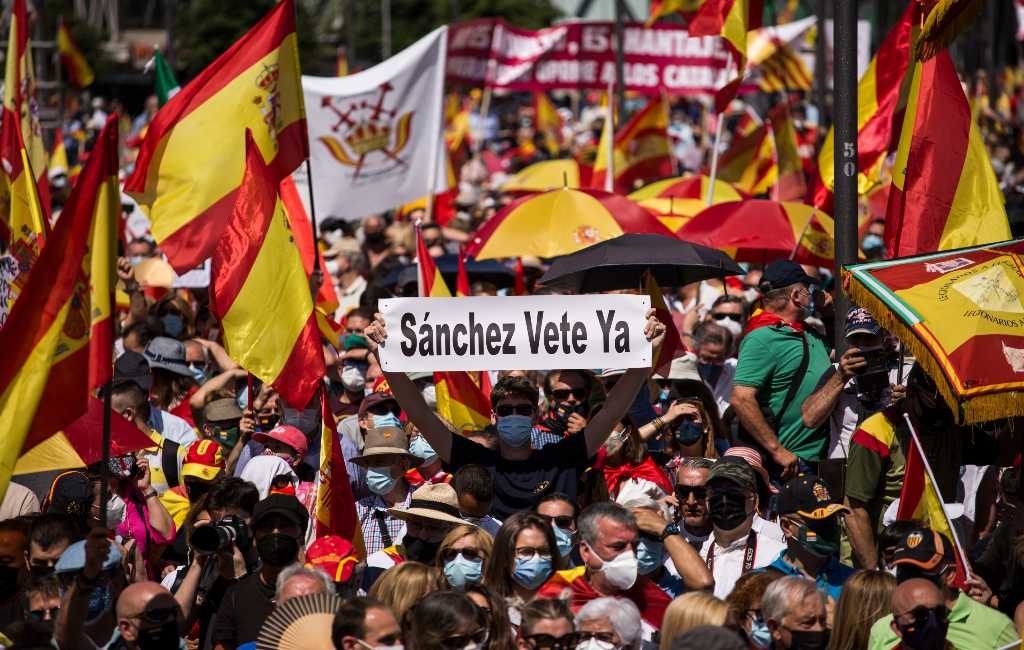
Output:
(384, 254), (517, 294)
(538, 233), (744, 293)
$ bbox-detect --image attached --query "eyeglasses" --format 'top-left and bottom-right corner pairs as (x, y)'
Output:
(577, 631), (617, 645)
(496, 404), (535, 417)
(538, 514), (574, 529)
(525, 633), (579, 650)
(368, 403), (401, 416)
(29, 606), (59, 621)
(439, 627), (489, 650)
(515, 546), (552, 561)
(675, 485), (708, 501)
(441, 547), (483, 563)
(711, 313), (742, 322)
(550, 387), (588, 401)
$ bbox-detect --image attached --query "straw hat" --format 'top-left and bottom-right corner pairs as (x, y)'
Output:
(388, 483), (472, 527)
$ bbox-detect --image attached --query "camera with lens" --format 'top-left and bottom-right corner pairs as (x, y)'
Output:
(190, 515), (251, 555)
(854, 345), (896, 404)
(540, 402), (584, 436)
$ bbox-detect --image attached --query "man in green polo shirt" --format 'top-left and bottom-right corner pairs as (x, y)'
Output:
(868, 527), (1017, 650)
(732, 260), (832, 480)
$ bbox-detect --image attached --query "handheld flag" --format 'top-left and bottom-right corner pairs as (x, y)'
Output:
(56, 18), (94, 88)
(456, 247), (471, 297)
(149, 49), (180, 107)
(316, 391), (365, 558)
(591, 96), (673, 194)
(647, 0), (704, 25)
(768, 103), (807, 202)
(885, 51), (1010, 257)
(416, 225), (452, 298)
(689, 0), (764, 112)
(714, 124), (776, 196)
(0, 118), (119, 501)
(125, 0), (307, 273)
(646, 274), (685, 376)
(434, 371), (493, 434)
(534, 93), (563, 156)
(209, 131), (325, 409)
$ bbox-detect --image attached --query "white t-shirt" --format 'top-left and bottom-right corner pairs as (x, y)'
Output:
(699, 525), (788, 599)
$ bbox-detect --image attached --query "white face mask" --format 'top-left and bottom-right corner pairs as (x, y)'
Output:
(714, 316), (743, 337)
(743, 288), (759, 304)
(341, 365), (367, 391)
(356, 640), (403, 650)
(590, 545), (638, 591)
(577, 639), (615, 650)
(325, 258), (341, 276)
(107, 493), (127, 528)
(421, 384), (437, 409)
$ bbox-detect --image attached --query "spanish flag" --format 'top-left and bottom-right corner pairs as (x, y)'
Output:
(714, 123), (776, 196)
(456, 248), (471, 297)
(813, 1), (917, 211)
(0, 118), (119, 501)
(689, 0), (764, 112)
(885, 50), (1010, 257)
(768, 103), (807, 202)
(49, 128), (69, 178)
(125, 0), (307, 274)
(56, 18), (94, 88)
(646, 0), (704, 26)
(591, 96), (674, 194)
(434, 371), (492, 434)
(209, 131), (325, 409)
(417, 225), (451, 298)
(534, 93), (563, 156)
(4, 0), (49, 219)
(316, 390), (365, 558)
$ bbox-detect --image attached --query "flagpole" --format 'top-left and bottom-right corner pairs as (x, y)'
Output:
(604, 78), (614, 193)
(902, 413), (974, 580)
(706, 114), (724, 206)
(426, 27), (450, 223)
(415, 220), (425, 297)
(304, 159), (321, 268)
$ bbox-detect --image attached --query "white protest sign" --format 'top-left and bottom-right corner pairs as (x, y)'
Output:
(379, 295), (651, 372)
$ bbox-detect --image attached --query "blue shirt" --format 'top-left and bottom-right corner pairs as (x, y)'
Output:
(768, 550), (856, 600)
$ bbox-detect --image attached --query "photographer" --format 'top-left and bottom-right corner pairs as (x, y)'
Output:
(537, 369), (597, 444)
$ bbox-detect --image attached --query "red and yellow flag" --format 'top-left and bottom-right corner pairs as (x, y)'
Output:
(316, 390), (365, 558)
(56, 18), (94, 88)
(4, 0), (49, 219)
(434, 371), (492, 434)
(689, 0), (764, 112)
(646, 274), (685, 376)
(49, 128), (69, 178)
(714, 124), (776, 196)
(885, 51), (1010, 257)
(591, 96), (674, 194)
(534, 93), (563, 156)
(209, 132), (325, 409)
(335, 45), (349, 77)
(0, 118), (118, 499)
(417, 225), (451, 298)
(514, 258), (527, 296)
(647, 0), (704, 25)
(814, 1), (917, 211)
(753, 40), (811, 92)
(125, 0), (307, 273)
(456, 248), (471, 297)
(768, 103), (807, 202)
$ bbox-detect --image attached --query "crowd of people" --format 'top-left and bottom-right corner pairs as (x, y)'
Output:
(5, 51), (1024, 650)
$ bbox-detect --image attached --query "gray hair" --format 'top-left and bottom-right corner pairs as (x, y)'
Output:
(578, 502), (637, 547)
(761, 576), (825, 624)
(576, 597), (642, 650)
(339, 247), (368, 275)
(679, 457), (715, 472)
(274, 563), (335, 601)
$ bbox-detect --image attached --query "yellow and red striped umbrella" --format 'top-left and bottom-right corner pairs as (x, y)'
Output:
(501, 159), (590, 195)
(677, 199), (838, 267)
(628, 174), (745, 203)
(466, 186), (675, 260)
(635, 197), (707, 233)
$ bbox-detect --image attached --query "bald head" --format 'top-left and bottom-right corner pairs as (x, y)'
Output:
(116, 581), (171, 620)
(279, 572), (330, 604)
(892, 578), (943, 619)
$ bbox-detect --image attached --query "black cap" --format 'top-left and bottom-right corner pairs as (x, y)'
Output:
(113, 351), (153, 391)
(761, 260), (818, 291)
(253, 493), (310, 536)
(892, 527), (955, 573)
(776, 475), (849, 520)
(44, 471), (94, 520)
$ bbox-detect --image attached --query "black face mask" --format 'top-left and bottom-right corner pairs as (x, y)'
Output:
(364, 231), (388, 252)
(256, 533), (300, 567)
(896, 607), (950, 650)
(708, 492), (749, 531)
(403, 535), (441, 563)
(0, 564), (21, 600)
(30, 564), (55, 579)
(787, 629), (829, 650)
(136, 619), (181, 650)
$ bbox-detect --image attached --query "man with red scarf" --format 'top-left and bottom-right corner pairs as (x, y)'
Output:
(731, 260), (833, 481)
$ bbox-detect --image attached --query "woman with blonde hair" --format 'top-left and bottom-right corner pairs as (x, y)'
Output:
(367, 560), (443, 622)
(828, 570), (897, 650)
(659, 592), (730, 650)
(435, 524), (494, 590)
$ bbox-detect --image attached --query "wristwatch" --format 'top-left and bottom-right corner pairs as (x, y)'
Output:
(659, 522), (681, 542)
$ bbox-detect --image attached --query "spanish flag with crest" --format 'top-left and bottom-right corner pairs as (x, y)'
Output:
(125, 0), (307, 273)
(0, 118), (118, 501)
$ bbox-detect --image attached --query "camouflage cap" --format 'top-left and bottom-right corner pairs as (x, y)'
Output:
(706, 457), (757, 493)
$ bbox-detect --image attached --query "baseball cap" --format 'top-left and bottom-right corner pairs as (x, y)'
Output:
(891, 527), (955, 573)
(253, 424), (309, 459)
(203, 398), (243, 423)
(722, 447), (779, 495)
(845, 307), (882, 338)
(43, 471), (94, 518)
(113, 351), (153, 391)
(706, 457), (757, 493)
(358, 391), (399, 420)
(761, 260), (818, 291)
(55, 539), (123, 575)
(143, 337), (192, 377)
(776, 475), (849, 520)
(181, 440), (226, 482)
(253, 493), (310, 536)
(343, 334), (369, 351)
(306, 535), (358, 583)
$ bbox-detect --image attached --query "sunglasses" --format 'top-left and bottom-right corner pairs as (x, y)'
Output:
(440, 627), (489, 650)
(899, 604), (949, 628)
(526, 633), (579, 650)
(441, 548), (483, 563)
(675, 485), (708, 501)
(496, 404), (535, 417)
(538, 514), (574, 529)
(29, 607), (59, 621)
(712, 313), (742, 322)
(550, 387), (588, 401)
(368, 403), (401, 416)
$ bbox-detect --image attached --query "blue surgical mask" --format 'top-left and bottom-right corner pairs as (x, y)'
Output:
(512, 554), (552, 589)
(674, 420), (704, 446)
(553, 525), (574, 559)
(749, 617), (772, 648)
(409, 436), (437, 463)
(366, 467), (399, 496)
(636, 538), (664, 575)
(372, 413), (402, 429)
(443, 553), (483, 589)
(861, 233), (885, 253)
(496, 414), (533, 448)
(658, 388), (670, 402)
(189, 364), (207, 385)
(161, 313), (184, 337)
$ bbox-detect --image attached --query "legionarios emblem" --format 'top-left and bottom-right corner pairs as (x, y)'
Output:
(318, 82), (414, 181)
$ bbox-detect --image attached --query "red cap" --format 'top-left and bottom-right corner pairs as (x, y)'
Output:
(253, 424), (309, 459)
(306, 535), (357, 583)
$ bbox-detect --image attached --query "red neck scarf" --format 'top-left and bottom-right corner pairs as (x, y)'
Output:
(595, 448), (674, 498)
(743, 311), (805, 336)
(536, 567), (670, 629)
